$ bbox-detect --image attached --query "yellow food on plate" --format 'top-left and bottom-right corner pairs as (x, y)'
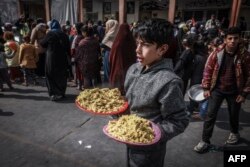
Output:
(76, 88), (126, 113)
(107, 114), (155, 144)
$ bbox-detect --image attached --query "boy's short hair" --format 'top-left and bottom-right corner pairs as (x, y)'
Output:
(133, 18), (174, 47)
(182, 35), (194, 47)
(23, 35), (30, 43)
(224, 27), (241, 37)
(3, 31), (14, 40)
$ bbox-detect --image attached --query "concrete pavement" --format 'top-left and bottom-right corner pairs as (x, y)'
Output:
(0, 81), (250, 167)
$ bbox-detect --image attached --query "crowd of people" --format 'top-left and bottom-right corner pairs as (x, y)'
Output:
(0, 14), (250, 167)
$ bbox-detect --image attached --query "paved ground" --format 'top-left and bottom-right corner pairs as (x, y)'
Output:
(0, 80), (250, 167)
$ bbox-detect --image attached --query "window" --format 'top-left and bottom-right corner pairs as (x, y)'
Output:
(103, 2), (111, 14)
(127, 1), (135, 14)
(86, 0), (93, 13)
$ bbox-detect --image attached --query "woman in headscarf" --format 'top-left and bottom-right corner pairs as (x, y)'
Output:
(40, 19), (70, 101)
(100, 19), (119, 82)
(109, 23), (136, 95)
(30, 21), (47, 77)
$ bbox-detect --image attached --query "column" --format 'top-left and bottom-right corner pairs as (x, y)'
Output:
(168, 0), (176, 24)
(45, 0), (51, 22)
(119, 0), (126, 24)
(78, 0), (84, 22)
(229, 0), (242, 27)
(17, 0), (24, 17)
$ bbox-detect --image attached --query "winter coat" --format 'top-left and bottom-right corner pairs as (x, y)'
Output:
(4, 40), (20, 67)
(202, 43), (250, 97)
(75, 36), (101, 77)
(19, 43), (38, 69)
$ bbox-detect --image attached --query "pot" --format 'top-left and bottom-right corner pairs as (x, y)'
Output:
(187, 84), (206, 102)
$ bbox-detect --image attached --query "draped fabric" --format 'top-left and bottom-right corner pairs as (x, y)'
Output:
(0, 0), (18, 24)
(109, 23), (137, 94)
(51, 0), (78, 25)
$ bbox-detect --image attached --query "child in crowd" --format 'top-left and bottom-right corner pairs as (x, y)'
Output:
(124, 18), (189, 167)
(4, 31), (22, 83)
(0, 44), (13, 91)
(75, 25), (102, 88)
(19, 35), (38, 86)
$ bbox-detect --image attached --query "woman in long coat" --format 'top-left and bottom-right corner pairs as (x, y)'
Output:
(40, 19), (70, 101)
(109, 23), (136, 95)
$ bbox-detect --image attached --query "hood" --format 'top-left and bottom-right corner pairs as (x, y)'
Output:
(50, 19), (61, 32)
(137, 58), (174, 74)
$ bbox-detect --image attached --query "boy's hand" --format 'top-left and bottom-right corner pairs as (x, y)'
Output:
(236, 95), (245, 103)
(204, 90), (211, 98)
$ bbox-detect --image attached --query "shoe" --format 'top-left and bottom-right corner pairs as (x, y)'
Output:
(22, 82), (29, 86)
(77, 85), (83, 90)
(50, 95), (56, 101)
(186, 111), (192, 117)
(50, 95), (64, 101)
(225, 133), (240, 145)
(192, 113), (204, 121)
(194, 141), (210, 153)
(33, 81), (39, 85)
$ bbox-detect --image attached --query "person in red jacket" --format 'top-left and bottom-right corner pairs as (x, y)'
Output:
(194, 27), (250, 153)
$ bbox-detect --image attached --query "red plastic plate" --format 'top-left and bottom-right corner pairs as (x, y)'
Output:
(75, 101), (128, 115)
(103, 122), (161, 146)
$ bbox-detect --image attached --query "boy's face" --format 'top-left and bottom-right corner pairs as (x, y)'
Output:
(135, 38), (168, 68)
(224, 34), (240, 51)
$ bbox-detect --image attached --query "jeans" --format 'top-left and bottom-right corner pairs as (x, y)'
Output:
(199, 100), (208, 119)
(202, 89), (241, 143)
(103, 50), (110, 83)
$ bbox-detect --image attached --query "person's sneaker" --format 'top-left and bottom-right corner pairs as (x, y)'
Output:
(192, 113), (203, 120)
(186, 111), (192, 117)
(225, 133), (240, 145)
(33, 81), (39, 85)
(22, 82), (29, 86)
(194, 141), (210, 153)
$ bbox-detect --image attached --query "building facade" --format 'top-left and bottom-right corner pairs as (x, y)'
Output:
(0, 0), (249, 29)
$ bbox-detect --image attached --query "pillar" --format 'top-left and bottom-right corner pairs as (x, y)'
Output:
(78, 0), (84, 22)
(45, 0), (51, 22)
(168, 0), (176, 24)
(17, 0), (24, 17)
(119, 0), (126, 24)
(229, 0), (242, 27)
